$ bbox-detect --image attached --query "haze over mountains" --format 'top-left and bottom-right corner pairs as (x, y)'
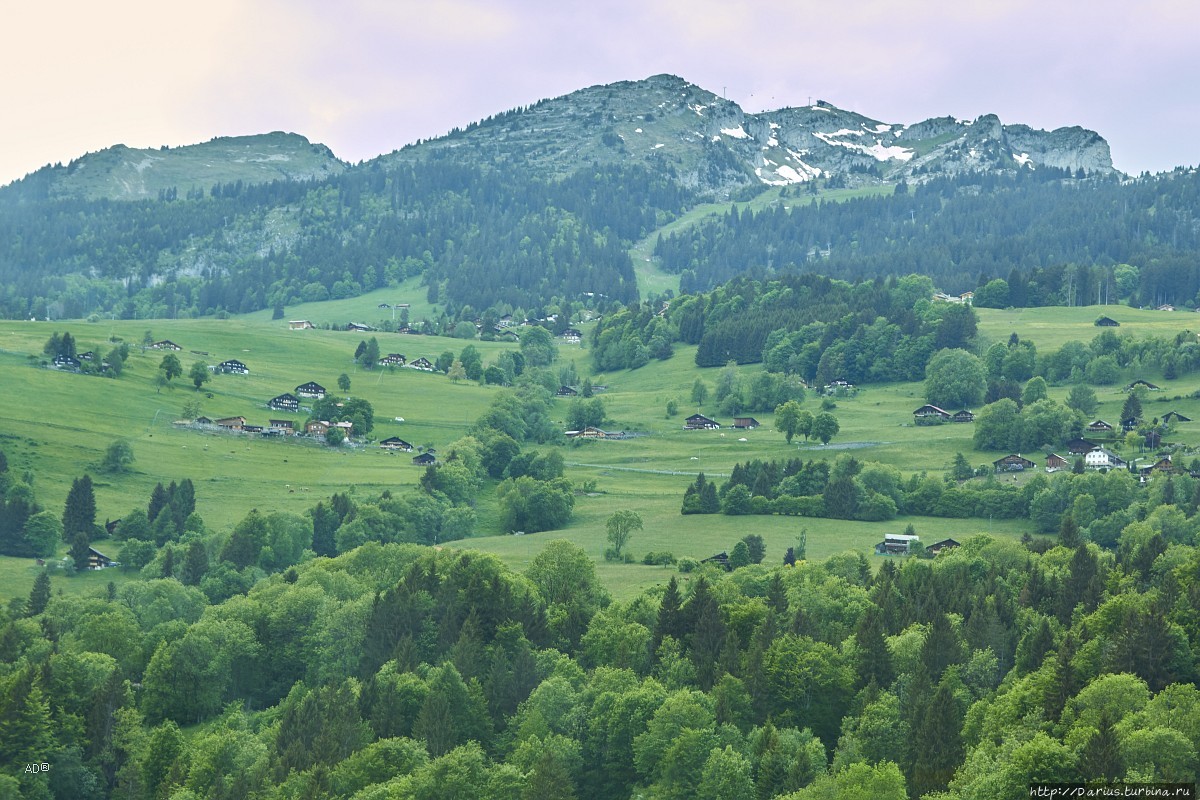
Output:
(6, 74), (1115, 202)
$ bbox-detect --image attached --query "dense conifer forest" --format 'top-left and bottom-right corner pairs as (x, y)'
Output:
(0, 161), (690, 319)
(655, 168), (1200, 303)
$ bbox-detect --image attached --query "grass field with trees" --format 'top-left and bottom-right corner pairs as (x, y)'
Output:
(3, 302), (1200, 601)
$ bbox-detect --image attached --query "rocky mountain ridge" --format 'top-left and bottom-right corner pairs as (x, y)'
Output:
(5, 132), (345, 202)
(4, 74), (1115, 202)
(384, 73), (1116, 194)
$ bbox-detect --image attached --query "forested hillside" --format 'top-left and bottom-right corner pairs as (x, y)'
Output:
(656, 168), (1200, 302)
(3, 504), (1199, 798)
(0, 161), (689, 319)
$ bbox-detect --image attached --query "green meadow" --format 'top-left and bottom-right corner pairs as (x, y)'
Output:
(3, 302), (1200, 600)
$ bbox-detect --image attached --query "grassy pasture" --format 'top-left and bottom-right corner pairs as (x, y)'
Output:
(975, 304), (1200, 349)
(5, 301), (1200, 601)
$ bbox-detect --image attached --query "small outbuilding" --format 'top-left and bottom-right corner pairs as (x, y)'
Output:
(1045, 453), (1069, 472)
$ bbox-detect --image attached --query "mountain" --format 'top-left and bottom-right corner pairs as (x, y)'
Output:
(382, 74), (1116, 194)
(1, 74), (1193, 324)
(1, 74), (1115, 205)
(5, 132), (345, 202)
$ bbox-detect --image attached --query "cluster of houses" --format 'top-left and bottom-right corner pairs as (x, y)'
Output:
(555, 384), (608, 397)
(913, 405), (976, 424)
(682, 414), (761, 431)
(873, 535), (960, 557)
(290, 315), (583, 343)
(565, 427), (630, 440)
(50, 350), (110, 372)
(993, 448), (1180, 478)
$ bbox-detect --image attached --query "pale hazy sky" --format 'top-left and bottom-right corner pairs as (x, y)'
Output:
(2, 0), (1196, 186)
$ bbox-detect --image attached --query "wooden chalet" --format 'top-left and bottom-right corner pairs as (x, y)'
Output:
(993, 454), (1036, 472)
(378, 354), (407, 367)
(913, 405), (951, 421)
(306, 420), (329, 436)
(1094, 316), (1120, 327)
(1163, 411), (1193, 424)
(218, 359), (249, 375)
(684, 414), (720, 430)
(347, 322), (374, 332)
(561, 328), (583, 343)
(1139, 455), (1175, 476)
(874, 534), (920, 556)
(701, 552), (732, 571)
(1086, 420), (1114, 434)
(268, 419), (295, 434)
(1045, 453), (1069, 472)
(243, 425), (263, 434)
(51, 354), (81, 371)
(149, 340), (182, 351)
(215, 416), (247, 430)
(194, 416), (214, 425)
(950, 409), (976, 423)
(927, 538), (961, 555)
(1121, 416), (1139, 432)
(408, 357), (435, 371)
(295, 381), (326, 399)
(268, 393), (300, 412)
(1157, 304), (1176, 312)
(1144, 430), (1163, 449)
(396, 326), (423, 335)
(78, 351), (96, 361)
(556, 385), (579, 397)
(1126, 379), (1160, 391)
(288, 320), (315, 330)
(1066, 438), (1098, 455)
(412, 452), (438, 466)
(380, 437), (414, 451)
(498, 314), (514, 327)
(85, 547), (117, 570)
(732, 417), (760, 429)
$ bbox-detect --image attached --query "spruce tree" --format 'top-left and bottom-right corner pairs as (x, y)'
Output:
(652, 576), (684, 656)
(27, 570), (50, 616)
(1121, 391), (1143, 425)
(1059, 512), (1082, 548)
(909, 679), (963, 796)
(62, 474), (96, 541)
(853, 605), (894, 688)
(311, 501), (340, 557)
(1078, 712), (1123, 781)
(147, 482), (169, 522)
(69, 532), (91, 572)
(182, 541), (208, 586)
